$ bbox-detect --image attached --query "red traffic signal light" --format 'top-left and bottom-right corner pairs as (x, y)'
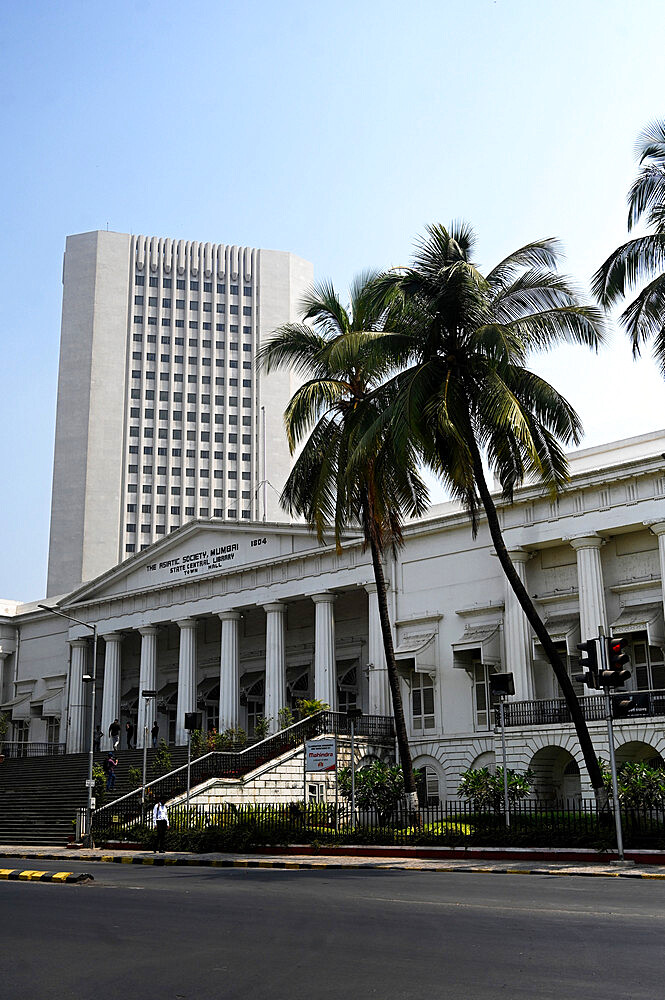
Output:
(599, 636), (631, 688)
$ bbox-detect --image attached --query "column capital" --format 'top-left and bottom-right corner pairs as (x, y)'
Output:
(364, 581), (390, 595)
(645, 520), (665, 537)
(101, 631), (124, 643)
(138, 625), (160, 637)
(176, 618), (198, 629)
(567, 534), (604, 551)
(504, 548), (530, 564)
(263, 602), (287, 614)
(218, 610), (242, 623)
(311, 592), (336, 605)
(69, 637), (89, 649)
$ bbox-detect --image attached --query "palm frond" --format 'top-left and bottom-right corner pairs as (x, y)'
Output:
(591, 234), (665, 307)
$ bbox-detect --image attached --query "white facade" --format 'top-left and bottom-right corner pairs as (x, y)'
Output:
(5, 428), (665, 802)
(47, 231), (313, 596)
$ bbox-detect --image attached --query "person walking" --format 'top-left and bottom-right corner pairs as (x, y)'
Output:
(93, 726), (103, 752)
(108, 718), (121, 751)
(126, 721), (135, 751)
(104, 752), (118, 792)
(153, 797), (169, 853)
(151, 721), (159, 749)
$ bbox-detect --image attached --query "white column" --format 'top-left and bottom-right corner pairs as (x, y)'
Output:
(569, 535), (607, 640)
(219, 611), (241, 731)
(365, 584), (391, 716)
(264, 603), (286, 733)
(137, 626), (159, 749)
(67, 638), (88, 754)
(312, 593), (336, 710)
(176, 619), (198, 746)
(503, 549), (534, 701)
(100, 632), (123, 750)
(647, 522), (665, 622)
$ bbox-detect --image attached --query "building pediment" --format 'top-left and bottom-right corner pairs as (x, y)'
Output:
(60, 519), (356, 606)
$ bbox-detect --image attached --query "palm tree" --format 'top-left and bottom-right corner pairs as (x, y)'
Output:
(592, 119), (665, 374)
(256, 274), (428, 814)
(372, 223), (608, 801)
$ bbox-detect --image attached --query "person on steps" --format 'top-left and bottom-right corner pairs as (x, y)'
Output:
(104, 752), (118, 792)
(108, 719), (120, 751)
(126, 721), (134, 750)
(151, 721), (159, 748)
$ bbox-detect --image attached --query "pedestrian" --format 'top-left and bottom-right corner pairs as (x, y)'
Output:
(153, 797), (169, 853)
(93, 726), (103, 752)
(104, 752), (118, 792)
(151, 721), (159, 749)
(126, 721), (134, 750)
(108, 718), (121, 750)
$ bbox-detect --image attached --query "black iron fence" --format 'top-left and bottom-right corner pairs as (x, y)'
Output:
(93, 711), (394, 834)
(92, 798), (665, 851)
(1, 741), (66, 758)
(496, 689), (665, 728)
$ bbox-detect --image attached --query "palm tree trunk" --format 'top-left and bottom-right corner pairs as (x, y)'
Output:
(367, 535), (420, 815)
(464, 429), (605, 802)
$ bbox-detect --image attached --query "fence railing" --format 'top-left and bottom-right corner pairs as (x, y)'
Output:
(92, 710), (394, 832)
(496, 689), (665, 728)
(1, 741), (66, 758)
(91, 797), (665, 851)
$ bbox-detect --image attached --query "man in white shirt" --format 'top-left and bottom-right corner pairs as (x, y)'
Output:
(153, 798), (169, 853)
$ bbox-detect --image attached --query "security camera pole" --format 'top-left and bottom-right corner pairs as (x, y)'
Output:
(490, 673), (515, 829)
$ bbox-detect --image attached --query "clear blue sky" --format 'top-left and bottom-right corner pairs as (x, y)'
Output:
(2, 0), (665, 600)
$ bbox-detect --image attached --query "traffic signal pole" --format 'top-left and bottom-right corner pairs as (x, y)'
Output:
(599, 626), (625, 862)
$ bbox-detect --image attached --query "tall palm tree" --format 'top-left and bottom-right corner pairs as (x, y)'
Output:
(592, 119), (665, 374)
(372, 223), (608, 800)
(256, 274), (428, 814)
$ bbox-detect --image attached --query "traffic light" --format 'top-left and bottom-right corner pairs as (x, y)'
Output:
(574, 639), (599, 689)
(600, 636), (631, 688)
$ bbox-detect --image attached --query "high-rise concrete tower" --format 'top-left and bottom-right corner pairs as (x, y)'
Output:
(46, 231), (313, 596)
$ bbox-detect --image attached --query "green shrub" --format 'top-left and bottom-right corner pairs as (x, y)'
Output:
(457, 767), (534, 812)
(151, 739), (172, 777)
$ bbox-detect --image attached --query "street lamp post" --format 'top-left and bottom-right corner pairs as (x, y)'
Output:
(141, 689), (157, 807)
(346, 708), (363, 827)
(38, 604), (98, 847)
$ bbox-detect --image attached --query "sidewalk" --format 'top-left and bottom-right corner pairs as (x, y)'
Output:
(2, 845), (665, 879)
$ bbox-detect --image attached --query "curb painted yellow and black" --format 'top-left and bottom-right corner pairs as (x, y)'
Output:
(0, 868), (93, 883)
(2, 851), (665, 879)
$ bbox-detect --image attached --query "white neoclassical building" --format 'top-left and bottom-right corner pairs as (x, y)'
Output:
(2, 427), (665, 801)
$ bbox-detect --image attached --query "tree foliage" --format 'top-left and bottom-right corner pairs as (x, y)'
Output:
(457, 766), (534, 812)
(338, 761), (405, 822)
(593, 120), (665, 376)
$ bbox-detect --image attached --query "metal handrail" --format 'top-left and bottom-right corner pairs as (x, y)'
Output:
(94, 711), (394, 817)
(495, 688), (665, 728)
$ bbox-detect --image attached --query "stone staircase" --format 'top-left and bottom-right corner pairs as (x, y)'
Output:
(0, 747), (188, 846)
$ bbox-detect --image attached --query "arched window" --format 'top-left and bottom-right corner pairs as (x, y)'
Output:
(415, 761), (441, 805)
(337, 662), (358, 713)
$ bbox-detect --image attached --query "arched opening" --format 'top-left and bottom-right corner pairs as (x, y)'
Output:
(471, 751), (496, 773)
(413, 756), (444, 805)
(615, 741), (664, 769)
(530, 746), (582, 804)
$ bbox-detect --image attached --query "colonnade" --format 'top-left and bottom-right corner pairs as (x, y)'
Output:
(66, 588), (392, 753)
(503, 527), (665, 700)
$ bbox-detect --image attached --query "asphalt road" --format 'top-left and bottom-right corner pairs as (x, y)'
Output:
(1, 863), (662, 1000)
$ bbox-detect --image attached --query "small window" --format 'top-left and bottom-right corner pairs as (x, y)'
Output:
(135, 275), (145, 286)
(149, 277), (158, 287)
